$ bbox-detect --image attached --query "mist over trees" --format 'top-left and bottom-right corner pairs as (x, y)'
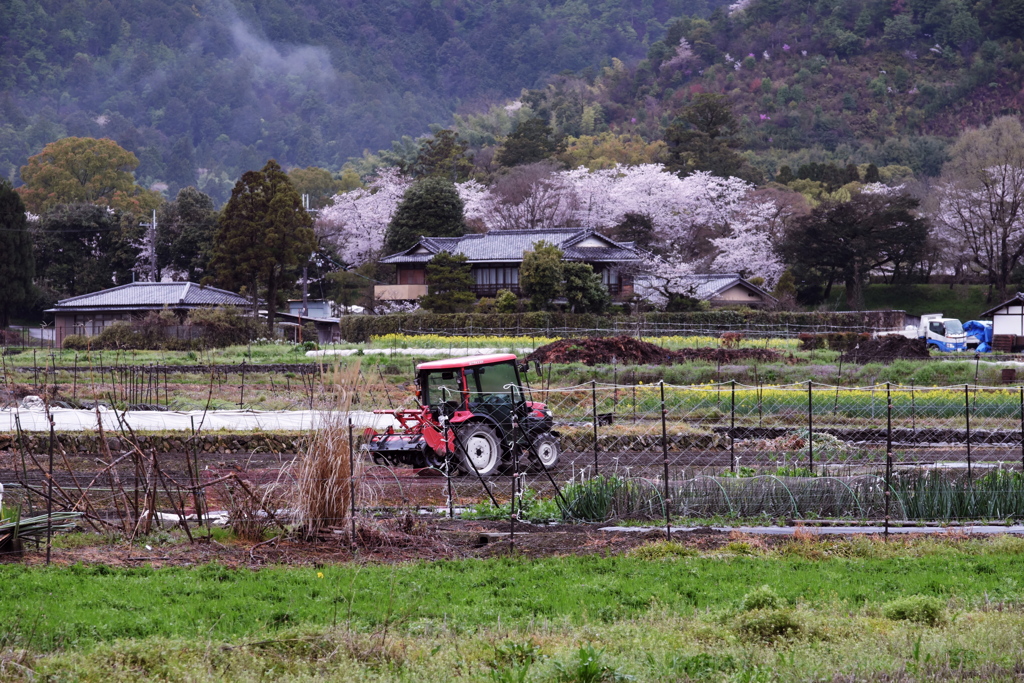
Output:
(0, 0), (724, 204)
(6, 0), (1024, 321)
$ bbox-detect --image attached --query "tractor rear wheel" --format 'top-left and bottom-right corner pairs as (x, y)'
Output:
(531, 433), (561, 470)
(457, 423), (501, 476)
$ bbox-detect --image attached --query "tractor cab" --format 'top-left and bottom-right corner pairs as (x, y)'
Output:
(418, 355), (525, 423)
(365, 353), (559, 476)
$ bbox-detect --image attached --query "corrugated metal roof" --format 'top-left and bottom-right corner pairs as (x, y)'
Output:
(380, 229), (640, 264)
(51, 282), (250, 310)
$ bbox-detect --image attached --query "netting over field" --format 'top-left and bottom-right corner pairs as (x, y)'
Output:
(5, 379), (1024, 535)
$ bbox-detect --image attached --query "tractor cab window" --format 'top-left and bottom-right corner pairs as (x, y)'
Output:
(423, 370), (463, 407)
(466, 363), (521, 405)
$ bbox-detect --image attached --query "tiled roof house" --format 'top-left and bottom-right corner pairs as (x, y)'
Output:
(376, 228), (642, 300)
(47, 282), (249, 343)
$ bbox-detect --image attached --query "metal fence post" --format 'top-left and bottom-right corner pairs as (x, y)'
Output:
(964, 383), (972, 480)
(591, 379), (599, 476)
(348, 417), (357, 550)
(730, 380), (736, 474)
(885, 382), (892, 538)
(660, 381), (671, 540)
(807, 380), (813, 474)
(46, 422), (54, 566)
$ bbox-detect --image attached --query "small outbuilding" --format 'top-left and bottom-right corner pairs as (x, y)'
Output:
(47, 282), (250, 345)
(982, 293), (1024, 352)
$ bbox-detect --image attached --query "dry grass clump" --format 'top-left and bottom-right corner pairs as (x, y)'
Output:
(227, 479), (288, 542)
(295, 361), (361, 538)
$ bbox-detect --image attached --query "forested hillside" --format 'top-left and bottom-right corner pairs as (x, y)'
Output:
(0, 0), (722, 203)
(505, 0), (1024, 180)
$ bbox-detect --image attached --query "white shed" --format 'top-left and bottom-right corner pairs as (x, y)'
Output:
(981, 293), (1024, 352)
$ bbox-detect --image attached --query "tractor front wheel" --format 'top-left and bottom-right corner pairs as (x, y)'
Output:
(457, 423), (501, 476)
(530, 433), (561, 470)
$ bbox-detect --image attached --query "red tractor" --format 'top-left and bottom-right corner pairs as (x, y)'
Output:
(363, 354), (560, 476)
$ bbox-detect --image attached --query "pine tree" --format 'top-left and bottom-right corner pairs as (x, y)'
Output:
(0, 181), (34, 327)
(419, 251), (476, 313)
(384, 177), (467, 254)
(210, 160), (316, 331)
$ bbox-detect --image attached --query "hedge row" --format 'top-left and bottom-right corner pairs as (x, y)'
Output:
(338, 310), (906, 342)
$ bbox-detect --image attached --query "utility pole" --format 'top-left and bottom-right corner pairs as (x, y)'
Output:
(140, 210), (158, 281)
(302, 264), (309, 316)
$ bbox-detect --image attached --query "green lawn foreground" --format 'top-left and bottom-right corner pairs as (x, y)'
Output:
(3, 536), (1024, 681)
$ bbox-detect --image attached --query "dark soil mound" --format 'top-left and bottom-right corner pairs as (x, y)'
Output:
(527, 336), (672, 365)
(527, 336), (782, 366)
(841, 336), (931, 363)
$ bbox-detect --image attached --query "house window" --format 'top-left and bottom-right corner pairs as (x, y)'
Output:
(472, 267), (520, 296)
(601, 268), (629, 294)
(474, 267), (519, 286)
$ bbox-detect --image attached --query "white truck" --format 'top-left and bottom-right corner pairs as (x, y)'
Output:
(889, 313), (967, 352)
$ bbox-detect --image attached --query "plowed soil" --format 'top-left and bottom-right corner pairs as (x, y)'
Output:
(527, 336), (781, 366)
(841, 336), (931, 363)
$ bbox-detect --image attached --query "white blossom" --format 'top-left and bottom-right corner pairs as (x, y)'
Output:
(662, 38), (696, 71)
(316, 167), (410, 266)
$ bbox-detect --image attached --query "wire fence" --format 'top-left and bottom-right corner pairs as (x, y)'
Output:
(5, 378), (1024, 557)
(363, 321), (901, 342)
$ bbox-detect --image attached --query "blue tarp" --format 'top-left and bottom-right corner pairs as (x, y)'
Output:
(964, 320), (993, 352)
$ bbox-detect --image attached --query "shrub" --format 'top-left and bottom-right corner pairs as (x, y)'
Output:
(629, 541), (697, 560)
(742, 585), (782, 611)
(495, 289), (519, 314)
(475, 297), (496, 314)
(735, 608), (804, 641)
(93, 321), (153, 349)
(62, 334), (90, 350)
(883, 596), (946, 626)
(187, 306), (260, 347)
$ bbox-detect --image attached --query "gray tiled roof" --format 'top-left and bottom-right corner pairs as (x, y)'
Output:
(636, 273), (777, 303)
(49, 282), (249, 311)
(380, 229), (641, 264)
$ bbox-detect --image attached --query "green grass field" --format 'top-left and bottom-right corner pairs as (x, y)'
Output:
(3, 536), (1024, 681)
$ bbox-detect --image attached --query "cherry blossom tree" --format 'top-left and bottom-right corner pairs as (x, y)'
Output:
(710, 187), (809, 288)
(709, 201), (786, 287)
(483, 162), (578, 230)
(316, 167), (409, 266)
(930, 116), (1024, 297)
(661, 38), (696, 71)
